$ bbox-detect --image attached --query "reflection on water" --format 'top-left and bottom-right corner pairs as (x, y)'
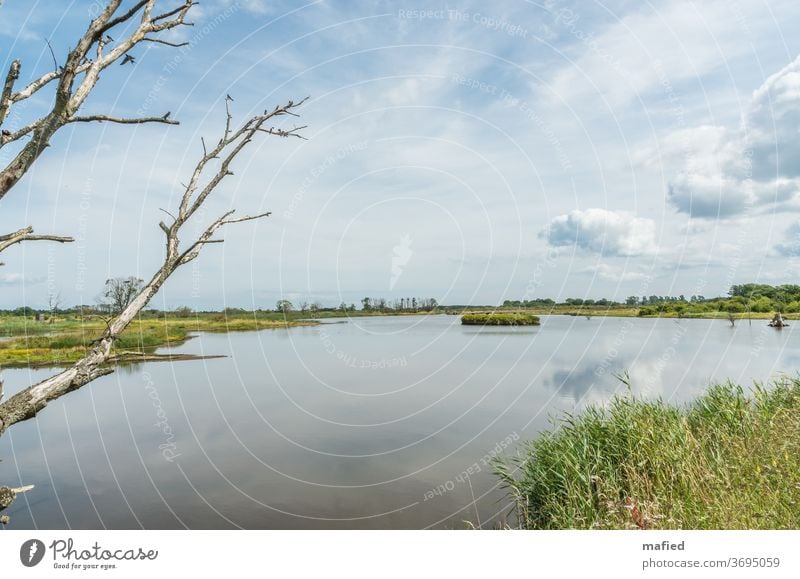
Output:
(1, 315), (797, 529)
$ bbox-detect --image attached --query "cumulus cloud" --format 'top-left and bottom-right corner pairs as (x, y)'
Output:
(775, 222), (800, 257)
(666, 55), (800, 218)
(543, 208), (657, 256)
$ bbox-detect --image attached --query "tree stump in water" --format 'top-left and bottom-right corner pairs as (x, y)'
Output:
(769, 313), (788, 328)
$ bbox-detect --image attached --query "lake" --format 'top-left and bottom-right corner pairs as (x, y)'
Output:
(1, 314), (798, 529)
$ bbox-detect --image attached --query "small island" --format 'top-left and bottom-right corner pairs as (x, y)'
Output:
(461, 311), (540, 326)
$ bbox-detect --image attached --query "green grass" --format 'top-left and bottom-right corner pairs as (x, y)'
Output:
(461, 311), (541, 326)
(0, 312), (315, 367)
(494, 378), (800, 529)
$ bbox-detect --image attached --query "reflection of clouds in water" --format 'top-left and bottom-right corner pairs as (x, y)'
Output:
(5, 316), (800, 529)
(627, 359), (673, 400)
(543, 364), (622, 400)
(779, 354), (800, 370)
(553, 349), (717, 405)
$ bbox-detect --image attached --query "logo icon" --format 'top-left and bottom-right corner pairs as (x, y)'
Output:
(20, 539), (46, 567)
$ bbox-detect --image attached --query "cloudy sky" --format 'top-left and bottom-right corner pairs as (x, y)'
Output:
(2, 0), (800, 309)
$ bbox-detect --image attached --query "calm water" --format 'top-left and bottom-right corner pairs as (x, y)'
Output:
(1, 314), (798, 529)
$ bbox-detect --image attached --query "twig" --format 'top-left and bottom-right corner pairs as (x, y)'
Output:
(67, 114), (179, 125)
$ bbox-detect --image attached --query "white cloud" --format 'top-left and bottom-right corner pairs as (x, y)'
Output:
(665, 55), (800, 218)
(581, 263), (650, 282)
(545, 0), (754, 108)
(775, 222), (800, 257)
(543, 208), (657, 256)
(0, 272), (45, 286)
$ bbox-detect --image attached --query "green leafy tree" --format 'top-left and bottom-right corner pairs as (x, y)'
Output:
(749, 296), (773, 313)
(102, 277), (144, 315)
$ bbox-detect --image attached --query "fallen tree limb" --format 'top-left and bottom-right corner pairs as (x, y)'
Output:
(0, 98), (308, 514)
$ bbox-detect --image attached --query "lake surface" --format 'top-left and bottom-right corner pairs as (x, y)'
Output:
(2, 314), (799, 529)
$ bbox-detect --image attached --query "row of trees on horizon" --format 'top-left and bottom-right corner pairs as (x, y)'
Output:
(5, 282), (799, 318)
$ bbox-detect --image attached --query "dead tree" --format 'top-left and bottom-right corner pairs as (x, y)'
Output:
(47, 291), (62, 323)
(0, 0), (194, 264)
(0, 98), (308, 517)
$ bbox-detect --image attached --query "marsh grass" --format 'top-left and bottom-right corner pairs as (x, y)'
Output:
(0, 313), (313, 367)
(494, 379), (800, 529)
(461, 311), (541, 326)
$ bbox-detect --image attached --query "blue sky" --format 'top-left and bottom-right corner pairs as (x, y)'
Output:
(2, 0), (800, 309)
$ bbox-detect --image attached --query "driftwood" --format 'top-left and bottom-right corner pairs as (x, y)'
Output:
(0, 0), (194, 265)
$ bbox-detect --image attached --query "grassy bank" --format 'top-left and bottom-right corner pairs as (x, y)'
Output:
(495, 379), (800, 529)
(496, 304), (800, 320)
(461, 311), (541, 326)
(0, 312), (316, 367)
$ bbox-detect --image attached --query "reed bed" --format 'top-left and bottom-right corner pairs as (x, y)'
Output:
(495, 379), (800, 529)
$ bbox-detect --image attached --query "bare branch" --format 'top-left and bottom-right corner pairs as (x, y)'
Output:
(142, 37), (189, 48)
(0, 60), (20, 127)
(0, 97), (306, 441)
(257, 125), (308, 139)
(68, 113), (178, 126)
(177, 97), (309, 224)
(45, 39), (59, 73)
(0, 0), (197, 202)
(159, 207), (177, 221)
(0, 226), (74, 262)
(153, 2), (192, 22)
(99, 0), (151, 34)
(223, 211), (272, 225)
(7, 61), (92, 105)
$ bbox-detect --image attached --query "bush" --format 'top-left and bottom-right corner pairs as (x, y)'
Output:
(495, 379), (800, 529)
(750, 296), (773, 313)
(175, 306), (193, 318)
(461, 311), (540, 326)
(638, 306), (656, 317)
(785, 301), (800, 313)
(723, 302), (745, 314)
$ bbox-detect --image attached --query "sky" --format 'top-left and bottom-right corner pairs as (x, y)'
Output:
(1, 0), (800, 310)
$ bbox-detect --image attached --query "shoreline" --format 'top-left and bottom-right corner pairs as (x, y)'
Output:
(1, 309), (791, 369)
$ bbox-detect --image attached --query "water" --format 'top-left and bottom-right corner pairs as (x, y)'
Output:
(1, 314), (798, 529)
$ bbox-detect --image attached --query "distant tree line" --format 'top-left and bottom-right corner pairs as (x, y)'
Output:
(6, 283), (797, 318)
(501, 284), (798, 317)
(360, 297), (438, 312)
(271, 297), (440, 314)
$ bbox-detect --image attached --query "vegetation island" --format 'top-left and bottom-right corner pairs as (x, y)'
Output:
(461, 311), (540, 325)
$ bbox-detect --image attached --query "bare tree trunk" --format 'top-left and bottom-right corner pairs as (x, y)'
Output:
(0, 99), (307, 516)
(0, 1), (193, 262)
